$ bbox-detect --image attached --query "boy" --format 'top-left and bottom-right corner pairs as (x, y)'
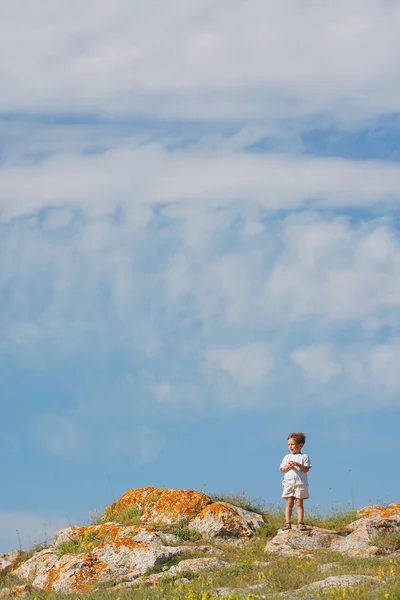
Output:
(280, 432), (311, 531)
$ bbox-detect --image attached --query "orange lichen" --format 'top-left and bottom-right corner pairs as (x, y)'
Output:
(56, 523), (155, 549)
(44, 553), (109, 593)
(195, 502), (239, 520)
(104, 486), (169, 517)
(104, 487), (212, 524)
(358, 503), (400, 520)
(142, 489), (212, 523)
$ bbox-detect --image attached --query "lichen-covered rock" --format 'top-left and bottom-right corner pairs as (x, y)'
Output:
(265, 503), (400, 557)
(0, 556), (13, 574)
(90, 539), (183, 582)
(189, 502), (264, 539)
(12, 548), (58, 582)
(54, 523), (165, 547)
(264, 526), (346, 557)
(0, 585), (32, 598)
(34, 552), (111, 592)
(104, 486), (212, 524)
(167, 556), (229, 576)
(357, 503), (400, 521)
(12, 538), (189, 592)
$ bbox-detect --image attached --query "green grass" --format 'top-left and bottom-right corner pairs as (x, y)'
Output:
(372, 529), (400, 553)
(101, 505), (143, 526)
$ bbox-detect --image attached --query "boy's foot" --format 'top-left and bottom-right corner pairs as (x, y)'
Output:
(282, 522), (292, 530)
(297, 522), (310, 531)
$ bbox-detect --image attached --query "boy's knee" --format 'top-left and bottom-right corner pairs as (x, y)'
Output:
(295, 498), (303, 506)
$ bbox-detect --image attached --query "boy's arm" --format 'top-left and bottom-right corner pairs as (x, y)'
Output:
(280, 464), (292, 473)
(291, 463), (310, 473)
(290, 456), (311, 472)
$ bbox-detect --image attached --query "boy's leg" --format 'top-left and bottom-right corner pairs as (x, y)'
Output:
(285, 497), (294, 524)
(295, 498), (304, 523)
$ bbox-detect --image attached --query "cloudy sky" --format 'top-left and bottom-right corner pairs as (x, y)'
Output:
(1, 0), (399, 552)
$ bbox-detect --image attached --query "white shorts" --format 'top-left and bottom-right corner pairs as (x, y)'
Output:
(282, 481), (309, 499)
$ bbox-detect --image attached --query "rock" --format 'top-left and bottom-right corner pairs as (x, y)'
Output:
(357, 503), (400, 521)
(0, 585), (32, 598)
(265, 526), (346, 557)
(189, 502), (264, 540)
(90, 539), (183, 582)
(167, 556), (229, 576)
(12, 538), (188, 592)
(265, 504), (400, 558)
(104, 486), (212, 524)
(12, 548), (59, 582)
(54, 523), (165, 547)
(272, 574), (381, 597)
(0, 556), (13, 574)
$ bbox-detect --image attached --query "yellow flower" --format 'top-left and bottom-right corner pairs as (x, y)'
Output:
(257, 571), (265, 579)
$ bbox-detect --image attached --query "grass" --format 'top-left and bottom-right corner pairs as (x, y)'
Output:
(101, 505), (143, 526)
(372, 530), (400, 553)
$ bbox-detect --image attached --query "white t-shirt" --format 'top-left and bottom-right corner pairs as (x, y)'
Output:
(280, 453), (312, 486)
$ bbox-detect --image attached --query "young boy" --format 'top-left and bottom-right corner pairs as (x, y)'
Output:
(280, 432), (311, 531)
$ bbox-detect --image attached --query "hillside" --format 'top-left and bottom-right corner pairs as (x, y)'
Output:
(1, 487), (399, 599)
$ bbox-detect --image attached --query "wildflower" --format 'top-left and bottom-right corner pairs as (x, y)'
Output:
(257, 571), (265, 579)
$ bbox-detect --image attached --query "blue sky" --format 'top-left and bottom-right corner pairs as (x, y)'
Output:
(1, 0), (400, 552)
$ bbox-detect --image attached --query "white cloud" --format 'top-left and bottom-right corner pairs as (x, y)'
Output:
(2, 147), (400, 222)
(203, 342), (274, 389)
(291, 345), (342, 385)
(0, 510), (67, 553)
(0, 1), (399, 122)
(151, 382), (172, 401)
(346, 339), (400, 397)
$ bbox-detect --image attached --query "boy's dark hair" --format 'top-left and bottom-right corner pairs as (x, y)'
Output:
(288, 432), (306, 445)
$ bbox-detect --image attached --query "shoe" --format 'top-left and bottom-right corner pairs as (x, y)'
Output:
(282, 522), (292, 530)
(297, 522), (309, 531)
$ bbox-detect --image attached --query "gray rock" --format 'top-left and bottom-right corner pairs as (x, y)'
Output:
(189, 502), (263, 540)
(168, 556), (229, 576)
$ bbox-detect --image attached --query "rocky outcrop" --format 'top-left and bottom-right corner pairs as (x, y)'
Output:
(189, 502), (264, 540)
(8, 490), (398, 596)
(11, 486), (262, 593)
(265, 502), (400, 557)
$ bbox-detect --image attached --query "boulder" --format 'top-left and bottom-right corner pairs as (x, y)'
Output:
(189, 502), (264, 540)
(104, 486), (212, 524)
(265, 503), (400, 557)
(12, 548), (58, 582)
(12, 538), (187, 592)
(167, 556), (229, 576)
(264, 526), (346, 557)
